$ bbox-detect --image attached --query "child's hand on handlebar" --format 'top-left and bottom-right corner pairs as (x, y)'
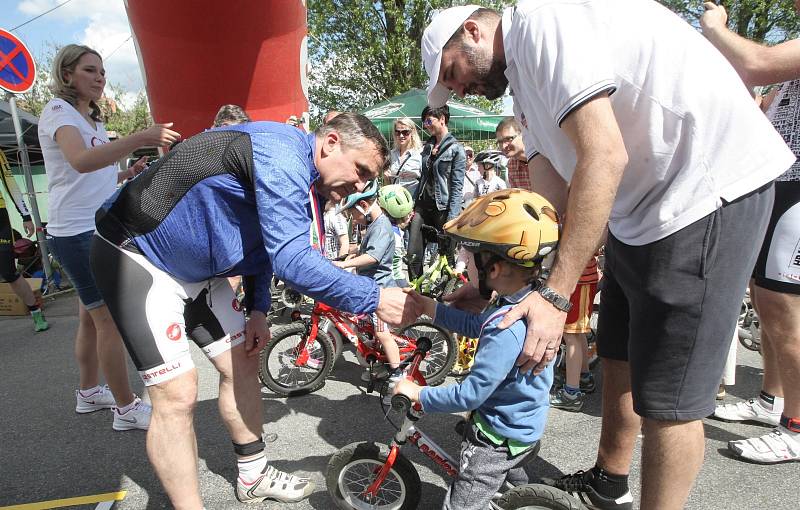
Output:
(393, 378), (422, 402)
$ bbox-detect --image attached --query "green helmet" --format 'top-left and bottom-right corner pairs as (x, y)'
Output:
(378, 184), (414, 219)
(338, 179), (379, 212)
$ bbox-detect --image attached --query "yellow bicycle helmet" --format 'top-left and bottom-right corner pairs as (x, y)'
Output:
(444, 189), (559, 267)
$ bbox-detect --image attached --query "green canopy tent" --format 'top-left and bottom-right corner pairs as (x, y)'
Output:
(360, 88), (504, 148)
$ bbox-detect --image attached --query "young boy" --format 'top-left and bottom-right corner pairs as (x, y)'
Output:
(473, 150), (508, 197)
(334, 181), (402, 379)
(395, 189), (560, 510)
(377, 184), (415, 287)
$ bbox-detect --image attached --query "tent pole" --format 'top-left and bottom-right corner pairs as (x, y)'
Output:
(6, 92), (55, 294)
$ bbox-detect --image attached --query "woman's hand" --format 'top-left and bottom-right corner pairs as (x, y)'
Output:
(136, 123), (181, 147)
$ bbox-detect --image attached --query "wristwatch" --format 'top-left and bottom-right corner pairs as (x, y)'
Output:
(537, 286), (573, 313)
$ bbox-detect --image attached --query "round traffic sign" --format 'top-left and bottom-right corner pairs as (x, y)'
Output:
(0, 29), (36, 94)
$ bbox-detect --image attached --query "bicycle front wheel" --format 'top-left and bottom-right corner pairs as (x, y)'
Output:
(398, 321), (456, 386)
(258, 323), (336, 397)
(495, 483), (586, 510)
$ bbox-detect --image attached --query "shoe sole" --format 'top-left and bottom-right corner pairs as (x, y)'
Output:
(75, 405), (114, 414)
(236, 484), (315, 504)
(710, 415), (779, 427)
(112, 423), (149, 431)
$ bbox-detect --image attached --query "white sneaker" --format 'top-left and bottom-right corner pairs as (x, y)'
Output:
(112, 396), (151, 431)
(713, 398), (781, 426)
(728, 427), (800, 464)
(236, 465), (314, 503)
(75, 385), (116, 413)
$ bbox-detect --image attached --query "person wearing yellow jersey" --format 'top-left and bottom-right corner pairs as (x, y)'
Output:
(0, 151), (48, 331)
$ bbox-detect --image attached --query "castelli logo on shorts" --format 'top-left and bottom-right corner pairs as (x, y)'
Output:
(232, 298), (242, 312)
(166, 323), (182, 341)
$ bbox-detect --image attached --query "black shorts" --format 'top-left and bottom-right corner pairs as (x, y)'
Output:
(596, 183), (774, 420)
(0, 208), (20, 282)
(752, 181), (800, 294)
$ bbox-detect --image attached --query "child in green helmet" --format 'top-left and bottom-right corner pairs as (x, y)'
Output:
(379, 185), (415, 288)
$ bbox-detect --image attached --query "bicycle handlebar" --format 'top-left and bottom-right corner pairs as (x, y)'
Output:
(391, 394), (412, 413)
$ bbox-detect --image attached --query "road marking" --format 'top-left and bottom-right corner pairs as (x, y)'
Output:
(0, 491), (126, 510)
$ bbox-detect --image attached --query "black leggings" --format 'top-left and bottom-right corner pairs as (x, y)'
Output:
(407, 205), (451, 280)
(0, 208), (20, 283)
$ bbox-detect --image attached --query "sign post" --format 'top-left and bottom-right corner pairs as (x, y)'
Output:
(0, 28), (54, 293)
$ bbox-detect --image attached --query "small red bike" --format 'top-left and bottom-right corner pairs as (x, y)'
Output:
(325, 338), (585, 510)
(258, 300), (456, 397)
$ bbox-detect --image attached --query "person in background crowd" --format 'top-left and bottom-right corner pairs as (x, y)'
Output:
(473, 149), (507, 197)
(407, 104), (466, 280)
(461, 145), (481, 208)
(323, 199), (350, 260)
(702, 0), (800, 464)
(422, 4), (793, 508)
(212, 104), (250, 128)
(38, 43), (180, 431)
(385, 117), (422, 196)
(0, 150), (48, 332)
(495, 117), (531, 190)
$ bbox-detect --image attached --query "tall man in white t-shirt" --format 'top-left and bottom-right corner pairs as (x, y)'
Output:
(420, 3), (794, 509)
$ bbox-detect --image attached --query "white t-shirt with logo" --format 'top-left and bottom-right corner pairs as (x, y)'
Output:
(38, 98), (118, 237)
(504, 0), (795, 245)
(475, 175), (507, 197)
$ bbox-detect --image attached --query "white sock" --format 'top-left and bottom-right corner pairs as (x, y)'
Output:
(238, 452), (267, 483)
(116, 396), (139, 414)
(78, 385), (101, 398)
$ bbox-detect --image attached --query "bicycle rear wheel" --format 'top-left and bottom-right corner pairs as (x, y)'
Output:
(258, 323), (335, 396)
(398, 321), (456, 386)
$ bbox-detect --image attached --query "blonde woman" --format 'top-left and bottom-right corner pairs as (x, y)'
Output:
(38, 44), (179, 430)
(385, 117), (422, 196)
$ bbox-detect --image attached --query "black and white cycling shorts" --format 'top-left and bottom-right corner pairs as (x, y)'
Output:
(91, 233), (246, 386)
(753, 181), (800, 295)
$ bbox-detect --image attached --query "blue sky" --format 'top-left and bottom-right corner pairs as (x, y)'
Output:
(4, 1), (145, 104)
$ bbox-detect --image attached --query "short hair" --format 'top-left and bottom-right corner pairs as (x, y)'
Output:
(495, 116), (522, 135)
(213, 105), (250, 127)
(50, 44), (104, 122)
(443, 7), (502, 52)
(421, 104), (450, 125)
(315, 112), (390, 171)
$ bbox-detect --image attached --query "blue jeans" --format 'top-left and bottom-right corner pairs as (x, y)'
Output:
(48, 230), (104, 309)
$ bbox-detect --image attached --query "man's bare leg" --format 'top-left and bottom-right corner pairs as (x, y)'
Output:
(640, 418), (704, 510)
(212, 343), (263, 443)
(146, 369), (203, 510)
(596, 358), (640, 474)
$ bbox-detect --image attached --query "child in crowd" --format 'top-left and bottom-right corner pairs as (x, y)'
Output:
(334, 181), (402, 381)
(377, 185), (415, 287)
(550, 255), (601, 411)
(395, 189), (560, 510)
(323, 200), (350, 261)
(473, 150), (508, 197)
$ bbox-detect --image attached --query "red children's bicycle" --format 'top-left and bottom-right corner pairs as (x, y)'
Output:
(325, 338), (585, 510)
(258, 300), (456, 397)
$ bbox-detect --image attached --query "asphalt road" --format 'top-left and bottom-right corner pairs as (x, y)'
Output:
(0, 292), (795, 509)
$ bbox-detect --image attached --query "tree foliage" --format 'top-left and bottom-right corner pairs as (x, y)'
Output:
(308, 0), (506, 123)
(657, 0), (800, 42)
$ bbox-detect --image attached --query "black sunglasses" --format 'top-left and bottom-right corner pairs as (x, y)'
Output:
(394, 129), (411, 137)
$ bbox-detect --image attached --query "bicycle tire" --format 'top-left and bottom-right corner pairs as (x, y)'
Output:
(258, 323), (336, 397)
(326, 441), (421, 510)
(496, 483), (586, 510)
(398, 321), (457, 386)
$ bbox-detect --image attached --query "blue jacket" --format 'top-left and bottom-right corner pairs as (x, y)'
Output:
(417, 132), (466, 221)
(99, 122), (380, 315)
(419, 285), (552, 444)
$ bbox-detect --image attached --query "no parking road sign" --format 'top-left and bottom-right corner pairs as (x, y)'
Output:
(0, 29), (36, 94)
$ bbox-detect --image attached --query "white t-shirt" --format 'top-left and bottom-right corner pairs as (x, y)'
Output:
(461, 166), (482, 206)
(475, 175), (507, 197)
(38, 98), (118, 237)
(504, 0), (795, 245)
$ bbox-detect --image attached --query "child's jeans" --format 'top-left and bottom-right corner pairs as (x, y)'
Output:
(443, 421), (538, 510)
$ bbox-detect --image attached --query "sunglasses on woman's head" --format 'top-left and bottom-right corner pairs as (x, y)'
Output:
(395, 129), (411, 137)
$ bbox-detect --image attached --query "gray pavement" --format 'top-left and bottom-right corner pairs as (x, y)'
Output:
(0, 291), (795, 509)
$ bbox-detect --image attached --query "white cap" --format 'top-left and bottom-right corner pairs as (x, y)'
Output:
(422, 5), (481, 108)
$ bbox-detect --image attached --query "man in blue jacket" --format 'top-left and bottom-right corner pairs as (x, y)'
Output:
(91, 113), (420, 508)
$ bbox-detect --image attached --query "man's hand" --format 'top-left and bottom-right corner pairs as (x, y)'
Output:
(498, 292), (566, 374)
(393, 378), (422, 402)
(442, 283), (489, 313)
(332, 260), (347, 269)
(405, 290), (437, 319)
(244, 310), (271, 358)
(22, 220), (35, 237)
(700, 2), (728, 34)
(376, 287), (424, 326)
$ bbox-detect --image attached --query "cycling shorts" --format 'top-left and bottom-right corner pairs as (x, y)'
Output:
(91, 233), (246, 386)
(752, 181), (800, 294)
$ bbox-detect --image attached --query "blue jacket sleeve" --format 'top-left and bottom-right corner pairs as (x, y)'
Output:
(446, 145), (466, 221)
(419, 318), (523, 413)
(251, 137), (379, 314)
(433, 302), (483, 339)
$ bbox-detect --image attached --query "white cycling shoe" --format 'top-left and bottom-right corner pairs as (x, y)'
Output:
(236, 465), (314, 503)
(728, 427), (800, 464)
(713, 398), (781, 426)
